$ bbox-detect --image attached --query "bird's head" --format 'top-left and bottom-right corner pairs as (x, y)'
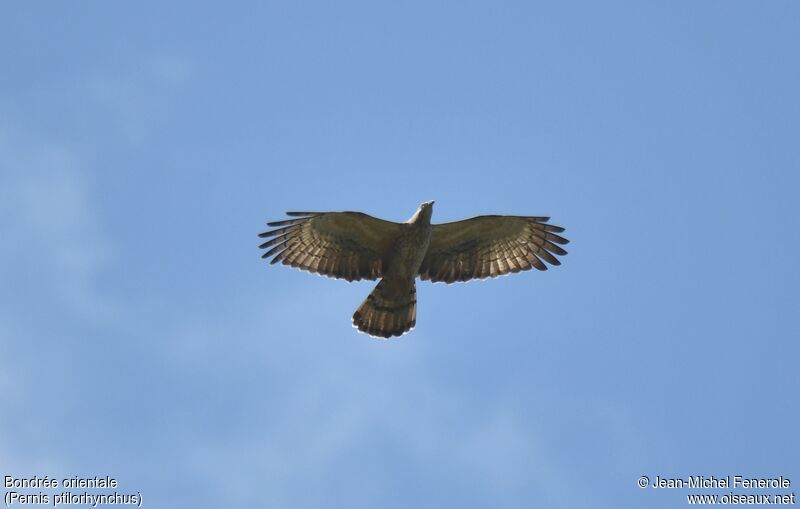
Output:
(409, 200), (435, 224)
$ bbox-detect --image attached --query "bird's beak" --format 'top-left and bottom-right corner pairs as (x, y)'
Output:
(425, 200), (435, 206)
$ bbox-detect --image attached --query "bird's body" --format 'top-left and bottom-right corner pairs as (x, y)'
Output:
(352, 203), (432, 337)
(259, 202), (568, 339)
(387, 205), (433, 279)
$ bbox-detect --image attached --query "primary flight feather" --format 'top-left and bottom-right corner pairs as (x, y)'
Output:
(258, 202), (568, 339)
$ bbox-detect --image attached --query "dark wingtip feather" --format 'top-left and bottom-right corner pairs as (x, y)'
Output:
(267, 218), (304, 227)
(544, 231), (569, 245)
(258, 234), (291, 249)
(259, 225), (298, 238)
(262, 241), (289, 258)
(530, 255), (548, 271)
(546, 243), (568, 256)
(539, 250), (561, 265)
(286, 211), (320, 217)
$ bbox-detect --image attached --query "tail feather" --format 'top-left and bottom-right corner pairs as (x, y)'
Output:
(353, 278), (416, 339)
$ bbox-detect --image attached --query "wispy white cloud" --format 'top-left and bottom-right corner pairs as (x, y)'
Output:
(0, 123), (117, 476)
(150, 55), (195, 88)
(0, 49), (618, 507)
(0, 53), (194, 318)
(156, 300), (583, 507)
(84, 54), (195, 145)
(0, 126), (115, 322)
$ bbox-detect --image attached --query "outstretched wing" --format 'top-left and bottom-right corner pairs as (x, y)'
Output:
(419, 216), (568, 284)
(259, 211), (402, 281)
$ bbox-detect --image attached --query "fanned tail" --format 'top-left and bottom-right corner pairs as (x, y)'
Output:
(352, 278), (416, 339)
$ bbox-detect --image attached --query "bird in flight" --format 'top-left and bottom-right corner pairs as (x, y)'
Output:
(259, 202), (568, 339)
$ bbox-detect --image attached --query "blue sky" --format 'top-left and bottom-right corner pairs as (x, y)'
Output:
(1, 1), (798, 507)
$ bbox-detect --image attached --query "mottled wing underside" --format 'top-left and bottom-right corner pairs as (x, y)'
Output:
(419, 215), (569, 283)
(258, 212), (402, 281)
